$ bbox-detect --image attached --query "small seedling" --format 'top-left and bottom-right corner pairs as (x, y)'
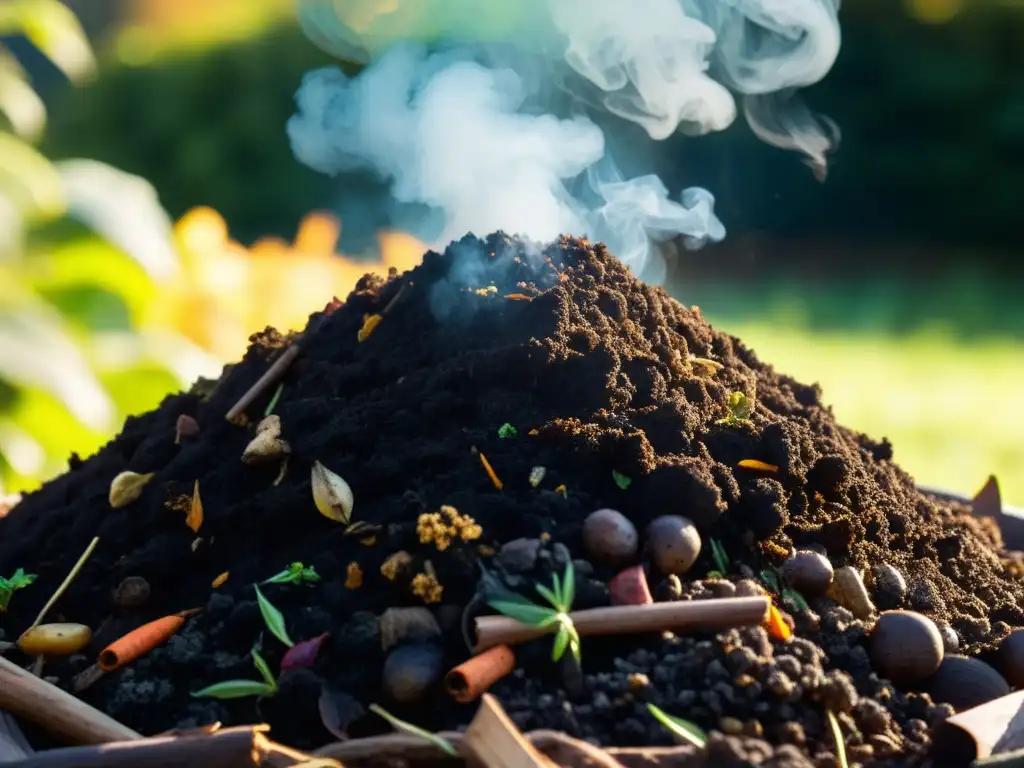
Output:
(783, 588), (811, 613)
(0, 569), (36, 612)
(709, 539), (730, 576)
(192, 646), (277, 699)
(254, 585), (294, 647)
(370, 704), (457, 756)
(760, 569), (782, 593)
(497, 423), (517, 439)
(647, 703), (708, 748)
(488, 561), (580, 663)
(715, 390), (754, 426)
(263, 562), (320, 586)
(264, 383), (284, 417)
(612, 470), (632, 490)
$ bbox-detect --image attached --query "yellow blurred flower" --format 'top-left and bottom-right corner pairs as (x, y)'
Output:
(144, 206), (426, 362)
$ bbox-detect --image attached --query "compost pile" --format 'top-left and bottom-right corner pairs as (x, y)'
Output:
(0, 233), (1021, 767)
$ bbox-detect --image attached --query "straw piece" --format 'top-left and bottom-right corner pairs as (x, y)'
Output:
(27, 536), (100, 632)
(98, 614), (187, 672)
(0, 655), (141, 745)
(445, 645), (516, 703)
(462, 694), (555, 768)
(225, 344), (301, 423)
(474, 597), (770, 653)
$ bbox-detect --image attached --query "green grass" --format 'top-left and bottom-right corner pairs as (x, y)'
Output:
(711, 322), (1024, 507)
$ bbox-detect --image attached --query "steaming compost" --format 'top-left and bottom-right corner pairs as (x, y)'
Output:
(0, 233), (1020, 766)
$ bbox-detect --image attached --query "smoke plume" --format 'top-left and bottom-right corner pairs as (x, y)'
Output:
(289, 0), (841, 282)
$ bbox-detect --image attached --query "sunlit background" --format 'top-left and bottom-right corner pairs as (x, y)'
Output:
(1, 0), (1021, 507)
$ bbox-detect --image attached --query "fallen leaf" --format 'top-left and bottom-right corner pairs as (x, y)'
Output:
(212, 572), (229, 588)
(186, 481), (203, 533)
(319, 682), (364, 741)
(281, 632), (329, 672)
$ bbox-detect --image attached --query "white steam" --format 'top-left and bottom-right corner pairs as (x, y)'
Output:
(290, 0), (841, 280)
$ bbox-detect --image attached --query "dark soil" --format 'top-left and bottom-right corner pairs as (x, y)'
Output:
(0, 233), (1020, 767)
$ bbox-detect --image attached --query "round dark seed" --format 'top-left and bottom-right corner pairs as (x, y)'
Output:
(869, 610), (944, 686)
(927, 655), (1009, 711)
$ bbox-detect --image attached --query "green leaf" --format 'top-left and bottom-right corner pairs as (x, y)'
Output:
(568, 627), (581, 663)
(612, 470), (632, 490)
(552, 625), (569, 661)
(561, 560), (575, 610)
(783, 588), (811, 613)
(826, 709), (849, 768)
(0, 131), (64, 217)
(497, 422), (516, 439)
(254, 585), (294, 648)
(191, 680), (277, 700)
(760, 569), (781, 593)
(535, 583), (561, 612)
(264, 383), (284, 417)
(0, 51), (45, 140)
(647, 703), (708, 748)
(0, 0), (95, 81)
(487, 598), (558, 627)
(710, 539), (730, 575)
(251, 647), (277, 690)
(370, 704), (458, 757)
(715, 390), (754, 426)
(8, 568), (35, 589)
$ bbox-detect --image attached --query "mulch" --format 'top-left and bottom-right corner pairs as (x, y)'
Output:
(0, 232), (1021, 767)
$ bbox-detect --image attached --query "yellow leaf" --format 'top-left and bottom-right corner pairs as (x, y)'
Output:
(186, 480), (203, 533)
(212, 571), (229, 588)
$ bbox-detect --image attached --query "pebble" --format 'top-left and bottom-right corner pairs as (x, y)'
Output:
(112, 577), (151, 610)
(870, 564), (907, 610)
(926, 654), (1009, 711)
(937, 623), (960, 654)
(381, 642), (444, 704)
(496, 538), (542, 573)
(704, 579), (737, 598)
(998, 628), (1024, 687)
(646, 515), (702, 575)
(581, 509), (638, 567)
(781, 550), (834, 598)
(654, 574), (683, 602)
(869, 610), (944, 686)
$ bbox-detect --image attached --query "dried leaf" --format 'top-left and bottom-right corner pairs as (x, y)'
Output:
(242, 416), (291, 464)
(186, 481), (203, 533)
(174, 414), (199, 444)
(211, 572), (229, 589)
(319, 682), (364, 741)
(311, 461), (353, 523)
(109, 471), (154, 508)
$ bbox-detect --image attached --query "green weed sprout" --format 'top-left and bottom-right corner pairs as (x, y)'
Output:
(716, 390), (754, 426)
(708, 539), (730, 577)
(497, 423), (517, 439)
(647, 703), (708, 747)
(262, 561), (320, 586)
(370, 704), (457, 756)
(488, 561), (580, 663)
(254, 585), (294, 647)
(0, 568), (36, 612)
(612, 470), (632, 490)
(192, 646), (277, 699)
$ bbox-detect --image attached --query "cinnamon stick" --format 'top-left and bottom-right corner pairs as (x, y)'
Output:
(474, 596), (770, 653)
(0, 655), (141, 745)
(462, 694), (555, 768)
(225, 344), (301, 423)
(445, 645), (516, 703)
(3, 724), (322, 768)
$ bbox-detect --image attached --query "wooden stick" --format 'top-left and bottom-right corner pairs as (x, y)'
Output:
(474, 596), (770, 653)
(225, 344), (301, 423)
(462, 694), (555, 768)
(0, 655), (141, 745)
(2, 724), (320, 768)
(27, 536), (99, 631)
(932, 690), (1024, 764)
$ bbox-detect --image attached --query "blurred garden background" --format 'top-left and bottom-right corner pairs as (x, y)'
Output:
(1, 0), (1021, 506)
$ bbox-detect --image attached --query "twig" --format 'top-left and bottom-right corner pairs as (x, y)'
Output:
(0, 655), (141, 745)
(474, 597), (770, 653)
(27, 536), (99, 632)
(225, 345), (301, 424)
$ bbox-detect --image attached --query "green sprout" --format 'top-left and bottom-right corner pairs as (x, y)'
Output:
(264, 383), (285, 417)
(826, 709), (849, 768)
(0, 569), (36, 612)
(612, 470), (632, 490)
(191, 646), (277, 699)
(497, 422), (517, 439)
(647, 703), (708, 748)
(760, 569), (782, 593)
(488, 561), (580, 663)
(715, 390), (754, 426)
(254, 585), (294, 648)
(709, 539), (730, 576)
(263, 562), (320, 586)
(370, 704), (457, 756)
(688, 355), (723, 376)
(783, 588), (811, 613)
